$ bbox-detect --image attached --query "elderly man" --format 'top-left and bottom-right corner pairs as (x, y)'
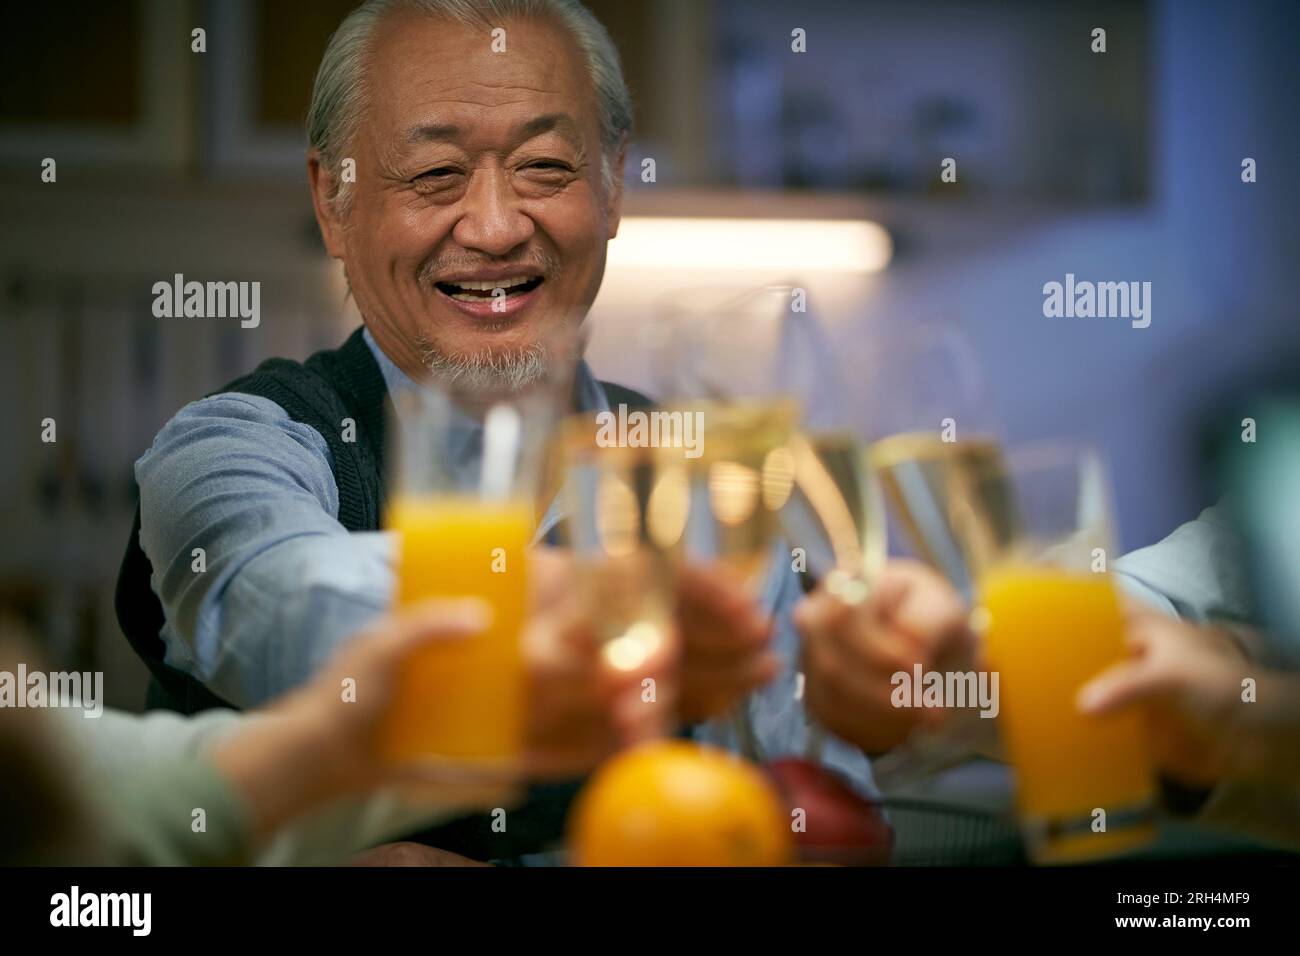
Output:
(117, 0), (874, 864)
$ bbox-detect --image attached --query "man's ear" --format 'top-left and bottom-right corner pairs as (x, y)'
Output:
(307, 149), (348, 259)
(604, 136), (628, 239)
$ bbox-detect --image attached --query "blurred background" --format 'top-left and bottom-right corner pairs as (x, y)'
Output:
(1, 0), (1297, 708)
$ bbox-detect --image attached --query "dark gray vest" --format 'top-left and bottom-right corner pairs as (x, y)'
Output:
(115, 326), (652, 859)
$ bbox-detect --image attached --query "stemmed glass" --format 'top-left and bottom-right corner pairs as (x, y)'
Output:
(851, 318), (1002, 595)
(548, 410), (681, 747)
(843, 319), (1010, 788)
(648, 284), (888, 760)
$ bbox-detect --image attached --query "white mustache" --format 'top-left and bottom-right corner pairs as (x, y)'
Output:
(418, 250), (560, 287)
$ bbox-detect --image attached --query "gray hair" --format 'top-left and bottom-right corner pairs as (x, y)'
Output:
(307, 0), (632, 214)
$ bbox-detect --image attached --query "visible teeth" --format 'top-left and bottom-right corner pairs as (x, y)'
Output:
(448, 276), (534, 291)
(450, 291), (527, 302)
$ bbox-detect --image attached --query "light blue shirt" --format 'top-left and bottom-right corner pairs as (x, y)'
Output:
(1114, 504), (1254, 625)
(135, 328), (878, 793)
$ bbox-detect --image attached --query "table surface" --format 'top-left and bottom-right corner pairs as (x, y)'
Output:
(882, 758), (1293, 865)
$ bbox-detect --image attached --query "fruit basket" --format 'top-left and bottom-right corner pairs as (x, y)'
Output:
(881, 796), (1025, 866)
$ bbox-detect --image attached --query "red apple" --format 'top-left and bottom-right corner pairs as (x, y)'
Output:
(765, 757), (894, 866)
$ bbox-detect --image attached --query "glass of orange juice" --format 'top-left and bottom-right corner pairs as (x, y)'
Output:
(378, 352), (571, 785)
(970, 443), (1157, 863)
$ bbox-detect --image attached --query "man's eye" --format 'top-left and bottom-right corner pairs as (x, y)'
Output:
(525, 161), (572, 172)
(415, 167), (458, 181)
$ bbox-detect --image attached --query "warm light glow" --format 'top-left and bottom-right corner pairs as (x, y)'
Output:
(607, 218), (892, 274)
(647, 464), (690, 549)
(603, 621), (663, 672)
(709, 461), (760, 527)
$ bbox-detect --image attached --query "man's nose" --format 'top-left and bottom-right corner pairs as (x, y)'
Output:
(452, 167), (535, 257)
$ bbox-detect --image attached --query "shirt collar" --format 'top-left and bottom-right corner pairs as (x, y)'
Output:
(361, 325), (607, 541)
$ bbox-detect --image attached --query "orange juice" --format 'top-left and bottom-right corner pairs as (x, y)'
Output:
(379, 495), (531, 768)
(980, 565), (1155, 862)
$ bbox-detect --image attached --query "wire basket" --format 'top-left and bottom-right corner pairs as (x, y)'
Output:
(881, 796), (1026, 866)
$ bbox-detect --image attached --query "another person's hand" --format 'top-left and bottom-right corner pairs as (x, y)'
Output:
(523, 550), (673, 775)
(1077, 610), (1255, 787)
(794, 560), (972, 755)
(212, 598), (492, 839)
(213, 545), (674, 851)
(674, 563), (781, 723)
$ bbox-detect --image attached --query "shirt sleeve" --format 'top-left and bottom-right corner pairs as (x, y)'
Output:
(60, 708), (467, 866)
(59, 708), (257, 866)
(135, 392), (395, 707)
(1113, 503), (1255, 625)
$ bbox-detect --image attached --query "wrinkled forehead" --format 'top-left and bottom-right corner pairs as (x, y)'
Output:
(362, 11), (603, 150)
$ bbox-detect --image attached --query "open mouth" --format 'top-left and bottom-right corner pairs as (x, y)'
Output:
(434, 275), (544, 302)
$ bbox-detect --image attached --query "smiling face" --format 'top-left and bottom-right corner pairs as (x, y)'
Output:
(308, 11), (625, 387)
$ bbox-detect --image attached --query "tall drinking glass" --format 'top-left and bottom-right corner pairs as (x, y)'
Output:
(971, 442), (1156, 863)
(377, 350), (573, 784)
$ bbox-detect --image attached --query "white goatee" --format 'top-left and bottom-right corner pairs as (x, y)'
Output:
(417, 338), (551, 392)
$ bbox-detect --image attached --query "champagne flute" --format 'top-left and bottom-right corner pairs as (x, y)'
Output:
(648, 284), (810, 758)
(852, 317), (1004, 598)
(550, 412), (681, 741)
(841, 319), (1012, 787)
(773, 297), (889, 603)
(771, 305), (891, 759)
(650, 284), (889, 762)
(650, 284), (811, 595)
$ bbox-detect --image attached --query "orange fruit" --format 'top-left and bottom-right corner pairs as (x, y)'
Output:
(568, 740), (793, 866)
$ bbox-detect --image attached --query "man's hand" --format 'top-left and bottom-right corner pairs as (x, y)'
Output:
(794, 560), (971, 755)
(674, 563), (781, 723)
(523, 585), (672, 777)
(1077, 610), (1253, 787)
